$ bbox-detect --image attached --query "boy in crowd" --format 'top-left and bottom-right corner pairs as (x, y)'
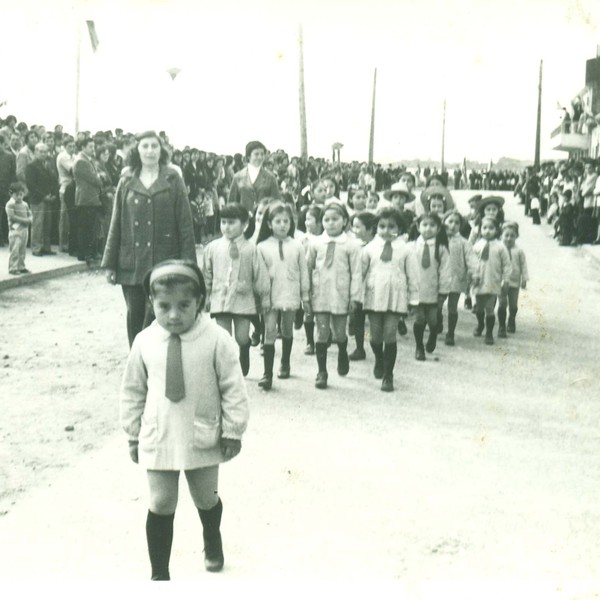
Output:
(5, 182), (32, 274)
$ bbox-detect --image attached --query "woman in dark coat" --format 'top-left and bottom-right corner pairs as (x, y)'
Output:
(101, 130), (197, 346)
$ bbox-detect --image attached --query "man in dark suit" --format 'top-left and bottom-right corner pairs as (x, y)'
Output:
(0, 133), (17, 246)
(25, 142), (58, 255)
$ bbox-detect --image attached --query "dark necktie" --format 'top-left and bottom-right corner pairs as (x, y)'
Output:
(422, 242), (431, 268)
(165, 334), (185, 402)
(507, 247), (512, 260)
(481, 241), (490, 261)
(325, 241), (336, 267)
(229, 241), (239, 259)
(279, 240), (284, 260)
(380, 240), (393, 262)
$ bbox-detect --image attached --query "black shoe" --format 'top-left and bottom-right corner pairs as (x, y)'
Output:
(484, 333), (494, 345)
(8, 270), (20, 275)
(445, 333), (455, 346)
(337, 350), (349, 376)
(258, 375), (272, 390)
(507, 319), (516, 333)
(498, 327), (507, 338)
(304, 343), (315, 355)
(32, 251), (44, 257)
(315, 371), (328, 389)
(425, 336), (437, 353)
(277, 364), (290, 379)
(473, 327), (483, 337)
(397, 319), (408, 336)
(19, 269), (32, 274)
(373, 362), (384, 379)
(250, 331), (261, 347)
(415, 347), (426, 361)
(348, 348), (366, 361)
(43, 250), (57, 256)
(380, 376), (394, 392)
(198, 500), (224, 572)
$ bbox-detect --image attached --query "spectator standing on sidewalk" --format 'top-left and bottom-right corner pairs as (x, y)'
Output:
(0, 133), (17, 247)
(25, 142), (58, 256)
(56, 137), (76, 252)
(16, 130), (38, 183)
(5, 182), (32, 274)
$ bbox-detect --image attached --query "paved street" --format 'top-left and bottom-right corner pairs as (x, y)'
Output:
(0, 191), (599, 587)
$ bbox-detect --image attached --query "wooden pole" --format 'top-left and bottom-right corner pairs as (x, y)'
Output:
(368, 68), (377, 165)
(75, 22), (81, 134)
(441, 98), (446, 173)
(534, 59), (543, 169)
(298, 24), (308, 159)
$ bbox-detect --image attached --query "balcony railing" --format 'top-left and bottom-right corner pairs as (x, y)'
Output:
(551, 121), (590, 152)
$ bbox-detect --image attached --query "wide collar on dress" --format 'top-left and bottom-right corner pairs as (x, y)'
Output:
(124, 165), (178, 197)
(320, 231), (348, 244)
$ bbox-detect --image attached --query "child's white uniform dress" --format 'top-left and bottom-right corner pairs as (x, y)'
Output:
(410, 236), (452, 303)
(120, 315), (250, 470)
(471, 239), (512, 296)
(447, 233), (478, 294)
(361, 236), (419, 313)
(306, 232), (363, 314)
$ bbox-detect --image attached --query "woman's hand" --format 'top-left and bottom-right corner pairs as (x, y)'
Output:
(220, 437), (241, 460)
(105, 269), (116, 285)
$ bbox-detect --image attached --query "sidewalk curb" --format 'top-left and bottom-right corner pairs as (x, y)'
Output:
(0, 263), (90, 292)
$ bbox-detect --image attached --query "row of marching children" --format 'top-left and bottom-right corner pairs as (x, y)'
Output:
(201, 183), (529, 393)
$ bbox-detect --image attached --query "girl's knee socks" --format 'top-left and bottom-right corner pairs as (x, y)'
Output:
(315, 342), (328, 373)
(146, 510), (175, 581)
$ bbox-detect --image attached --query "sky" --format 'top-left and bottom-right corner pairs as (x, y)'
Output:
(1, 0), (600, 164)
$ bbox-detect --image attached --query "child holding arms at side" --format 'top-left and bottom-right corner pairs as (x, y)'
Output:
(5, 182), (33, 275)
(203, 203), (270, 375)
(471, 217), (512, 344)
(498, 221), (529, 336)
(306, 202), (362, 389)
(120, 259), (249, 580)
(362, 208), (418, 390)
(440, 210), (479, 345)
(411, 213), (452, 360)
(255, 201), (311, 389)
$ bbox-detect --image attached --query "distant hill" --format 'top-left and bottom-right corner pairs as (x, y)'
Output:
(388, 157), (552, 171)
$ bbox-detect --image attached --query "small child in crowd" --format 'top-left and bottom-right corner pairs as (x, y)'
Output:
(203, 203), (270, 375)
(256, 201), (310, 390)
(362, 208), (418, 391)
(348, 211), (377, 360)
(471, 216), (512, 345)
(411, 213), (451, 361)
(498, 221), (529, 336)
(5, 182), (32, 275)
(120, 259), (249, 580)
(440, 210), (479, 345)
(306, 202), (362, 389)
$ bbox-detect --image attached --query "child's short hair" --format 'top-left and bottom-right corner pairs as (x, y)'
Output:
(9, 182), (27, 196)
(353, 211), (378, 234)
(220, 203), (249, 223)
(481, 216), (499, 231)
(306, 204), (324, 222)
(143, 259), (206, 312)
(375, 207), (407, 233)
(502, 221), (519, 237)
(442, 209), (465, 229)
(322, 201), (349, 224)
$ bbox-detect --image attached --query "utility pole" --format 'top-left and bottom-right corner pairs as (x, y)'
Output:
(75, 23), (81, 134)
(441, 98), (446, 173)
(298, 24), (308, 159)
(368, 68), (377, 165)
(534, 59), (543, 169)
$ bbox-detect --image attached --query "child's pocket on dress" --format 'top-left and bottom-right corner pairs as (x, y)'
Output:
(139, 416), (158, 447)
(192, 418), (221, 449)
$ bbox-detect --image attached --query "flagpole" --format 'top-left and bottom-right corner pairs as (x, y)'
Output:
(298, 24), (308, 160)
(368, 68), (377, 166)
(534, 59), (543, 169)
(75, 22), (81, 134)
(441, 98), (446, 173)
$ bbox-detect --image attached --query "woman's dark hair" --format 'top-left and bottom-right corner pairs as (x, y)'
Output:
(220, 203), (249, 223)
(375, 207), (407, 233)
(306, 204), (324, 223)
(256, 201), (296, 244)
(143, 259), (206, 313)
(127, 131), (170, 174)
(417, 212), (449, 263)
(245, 140), (267, 159)
(95, 143), (109, 160)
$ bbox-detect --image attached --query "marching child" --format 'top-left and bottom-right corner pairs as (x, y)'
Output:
(362, 208), (418, 390)
(411, 213), (452, 360)
(498, 221), (529, 336)
(471, 216), (512, 345)
(203, 203), (270, 375)
(468, 195), (505, 245)
(306, 202), (362, 389)
(440, 210), (479, 345)
(5, 182), (33, 275)
(348, 211), (377, 360)
(120, 259), (249, 580)
(301, 205), (324, 355)
(255, 201), (311, 390)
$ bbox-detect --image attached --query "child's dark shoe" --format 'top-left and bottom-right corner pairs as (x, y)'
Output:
(484, 333), (494, 345)
(507, 318), (516, 333)
(380, 376), (394, 392)
(415, 347), (426, 361)
(498, 326), (507, 338)
(315, 371), (328, 389)
(304, 343), (315, 355)
(373, 361), (384, 379)
(348, 348), (366, 361)
(444, 333), (455, 346)
(258, 375), (272, 390)
(277, 364), (290, 379)
(337, 351), (350, 376)
(473, 326), (483, 337)
(425, 336), (437, 353)
(397, 318), (408, 336)
(250, 331), (261, 346)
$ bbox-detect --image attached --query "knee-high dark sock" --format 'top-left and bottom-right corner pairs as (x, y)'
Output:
(304, 321), (314, 346)
(485, 314), (495, 337)
(413, 322), (425, 350)
(370, 342), (383, 362)
(437, 309), (443, 333)
(239, 343), (250, 376)
(509, 307), (518, 320)
(476, 311), (485, 332)
(294, 308), (304, 329)
(383, 343), (397, 378)
(198, 498), (224, 572)
(315, 342), (328, 373)
(447, 312), (458, 335)
(281, 337), (293, 367)
(497, 306), (507, 329)
(355, 324), (365, 351)
(263, 344), (275, 377)
(250, 314), (261, 330)
(337, 339), (349, 374)
(146, 511), (175, 581)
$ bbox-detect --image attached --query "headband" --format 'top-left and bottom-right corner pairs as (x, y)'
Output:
(149, 263), (200, 287)
(324, 202), (348, 219)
